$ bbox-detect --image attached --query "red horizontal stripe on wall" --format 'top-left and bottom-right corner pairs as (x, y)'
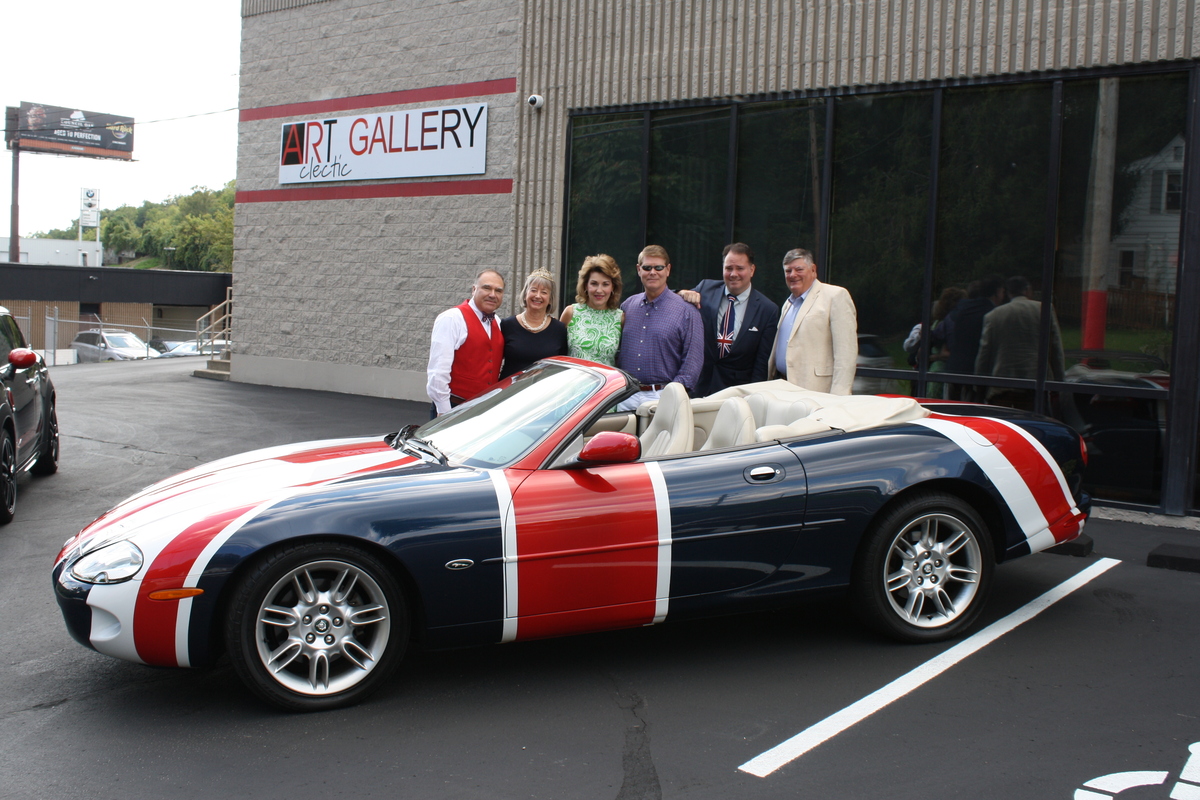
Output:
(240, 78), (518, 122)
(235, 179), (513, 203)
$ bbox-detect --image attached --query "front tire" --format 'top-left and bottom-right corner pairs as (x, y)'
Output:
(0, 431), (15, 524)
(225, 542), (409, 711)
(851, 492), (994, 642)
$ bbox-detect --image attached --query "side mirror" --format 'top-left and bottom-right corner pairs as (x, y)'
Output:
(577, 431), (640, 464)
(8, 349), (37, 369)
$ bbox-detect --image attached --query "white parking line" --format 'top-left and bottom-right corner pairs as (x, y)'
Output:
(739, 557), (1122, 778)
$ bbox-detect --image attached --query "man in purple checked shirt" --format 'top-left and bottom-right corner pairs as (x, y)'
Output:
(616, 244), (704, 412)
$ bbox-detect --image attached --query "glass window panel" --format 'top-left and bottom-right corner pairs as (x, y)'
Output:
(827, 91), (934, 387)
(646, 108), (730, 294)
(1053, 72), (1188, 506)
(565, 113), (644, 306)
(933, 83), (1052, 407)
(733, 100), (824, 302)
(1053, 389), (1165, 506)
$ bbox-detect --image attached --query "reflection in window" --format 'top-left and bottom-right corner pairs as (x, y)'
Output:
(734, 100), (824, 301)
(647, 108), (730, 291)
(1164, 171), (1183, 212)
(934, 84), (1052, 402)
(565, 114), (644, 302)
(1056, 389), (1165, 506)
(828, 92), (933, 381)
(1053, 73), (1188, 506)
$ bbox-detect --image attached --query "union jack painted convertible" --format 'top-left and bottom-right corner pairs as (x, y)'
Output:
(54, 359), (1088, 710)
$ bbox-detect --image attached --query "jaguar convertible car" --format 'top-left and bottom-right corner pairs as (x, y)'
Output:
(54, 359), (1087, 711)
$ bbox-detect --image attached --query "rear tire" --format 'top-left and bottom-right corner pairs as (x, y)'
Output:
(225, 542), (408, 711)
(851, 492), (994, 642)
(31, 401), (58, 476)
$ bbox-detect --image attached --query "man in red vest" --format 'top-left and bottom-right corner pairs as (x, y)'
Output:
(426, 269), (507, 417)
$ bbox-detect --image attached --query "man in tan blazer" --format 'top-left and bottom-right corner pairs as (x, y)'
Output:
(768, 248), (858, 395)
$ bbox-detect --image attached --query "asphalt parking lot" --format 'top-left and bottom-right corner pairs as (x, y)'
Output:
(2, 358), (1198, 800)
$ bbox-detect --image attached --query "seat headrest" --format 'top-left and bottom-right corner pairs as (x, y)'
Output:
(700, 396), (756, 450)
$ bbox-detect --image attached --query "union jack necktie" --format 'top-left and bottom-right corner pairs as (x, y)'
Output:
(718, 294), (736, 357)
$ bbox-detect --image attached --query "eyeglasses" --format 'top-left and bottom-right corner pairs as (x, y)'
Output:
(639, 264), (667, 272)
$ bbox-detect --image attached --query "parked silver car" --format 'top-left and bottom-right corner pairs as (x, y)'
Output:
(159, 340), (230, 358)
(70, 329), (160, 362)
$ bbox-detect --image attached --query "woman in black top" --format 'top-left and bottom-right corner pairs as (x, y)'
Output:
(499, 269), (569, 378)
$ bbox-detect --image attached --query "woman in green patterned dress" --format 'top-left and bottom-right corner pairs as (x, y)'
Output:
(558, 254), (624, 366)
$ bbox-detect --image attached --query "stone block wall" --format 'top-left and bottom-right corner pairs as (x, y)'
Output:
(234, 0), (521, 398)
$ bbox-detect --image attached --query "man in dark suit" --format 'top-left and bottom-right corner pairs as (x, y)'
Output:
(679, 243), (779, 396)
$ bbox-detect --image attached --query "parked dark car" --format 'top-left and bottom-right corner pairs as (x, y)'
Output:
(0, 307), (59, 523)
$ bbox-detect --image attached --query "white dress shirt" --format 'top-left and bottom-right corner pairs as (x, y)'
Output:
(426, 298), (496, 415)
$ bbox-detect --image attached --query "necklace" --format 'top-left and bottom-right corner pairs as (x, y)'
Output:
(518, 312), (549, 333)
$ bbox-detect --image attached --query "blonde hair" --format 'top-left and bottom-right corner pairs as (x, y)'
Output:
(520, 269), (558, 314)
(637, 244), (670, 267)
(575, 254), (623, 310)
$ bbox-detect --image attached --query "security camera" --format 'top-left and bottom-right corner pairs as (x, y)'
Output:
(527, 94), (545, 110)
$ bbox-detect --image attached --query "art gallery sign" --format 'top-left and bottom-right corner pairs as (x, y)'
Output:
(278, 102), (487, 184)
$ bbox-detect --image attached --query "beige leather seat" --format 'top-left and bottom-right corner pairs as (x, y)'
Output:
(639, 383), (694, 457)
(700, 396), (757, 451)
(746, 394), (817, 428)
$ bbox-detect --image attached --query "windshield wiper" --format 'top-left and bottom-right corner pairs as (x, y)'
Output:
(387, 424), (420, 449)
(396, 431), (447, 465)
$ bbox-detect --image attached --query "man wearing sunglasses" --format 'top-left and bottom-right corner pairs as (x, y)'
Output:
(616, 245), (704, 412)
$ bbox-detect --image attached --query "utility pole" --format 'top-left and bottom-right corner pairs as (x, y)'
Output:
(8, 142), (17, 263)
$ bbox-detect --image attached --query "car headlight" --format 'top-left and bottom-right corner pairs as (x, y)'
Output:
(70, 540), (144, 584)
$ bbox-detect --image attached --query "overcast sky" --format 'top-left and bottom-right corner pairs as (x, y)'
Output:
(1, 0), (241, 236)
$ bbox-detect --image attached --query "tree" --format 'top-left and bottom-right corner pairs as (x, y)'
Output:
(30, 181), (235, 271)
(102, 216), (140, 258)
(174, 205), (233, 271)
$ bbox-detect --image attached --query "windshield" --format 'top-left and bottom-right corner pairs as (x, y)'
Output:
(416, 363), (604, 469)
(106, 334), (147, 349)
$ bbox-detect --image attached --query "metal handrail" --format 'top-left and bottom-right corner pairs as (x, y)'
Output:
(197, 286), (233, 359)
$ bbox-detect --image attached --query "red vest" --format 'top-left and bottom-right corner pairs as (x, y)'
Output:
(449, 301), (505, 402)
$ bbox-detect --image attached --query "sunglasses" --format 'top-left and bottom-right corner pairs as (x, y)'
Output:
(639, 264), (667, 272)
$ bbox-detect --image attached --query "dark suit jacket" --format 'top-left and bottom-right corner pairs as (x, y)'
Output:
(693, 280), (779, 396)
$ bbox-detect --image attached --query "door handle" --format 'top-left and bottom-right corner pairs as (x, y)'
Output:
(748, 465), (780, 482)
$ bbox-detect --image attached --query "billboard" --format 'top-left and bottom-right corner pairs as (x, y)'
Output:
(278, 103), (487, 184)
(7, 102), (134, 160)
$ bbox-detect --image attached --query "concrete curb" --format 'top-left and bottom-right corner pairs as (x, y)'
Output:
(1091, 506), (1200, 532)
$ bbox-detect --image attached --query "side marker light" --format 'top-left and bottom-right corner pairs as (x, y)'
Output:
(148, 588), (205, 601)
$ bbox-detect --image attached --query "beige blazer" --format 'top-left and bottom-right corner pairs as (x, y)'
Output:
(767, 279), (859, 395)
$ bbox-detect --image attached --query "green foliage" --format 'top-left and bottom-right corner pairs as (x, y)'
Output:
(32, 222), (96, 241)
(31, 180), (235, 271)
(828, 92), (935, 341)
(174, 205), (233, 271)
(102, 216), (140, 256)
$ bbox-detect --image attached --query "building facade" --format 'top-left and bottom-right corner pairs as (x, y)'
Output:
(234, 0), (1200, 513)
(0, 238), (104, 267)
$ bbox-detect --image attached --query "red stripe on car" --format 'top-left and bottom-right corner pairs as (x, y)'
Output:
(133, 504), (256, 666)
(275, 441), (394, 463)
(510, 463), (660, 640)
(928, 413), (1083, 542)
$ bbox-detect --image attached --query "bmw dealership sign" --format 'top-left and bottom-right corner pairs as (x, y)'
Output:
(278, 102), (487, 184)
